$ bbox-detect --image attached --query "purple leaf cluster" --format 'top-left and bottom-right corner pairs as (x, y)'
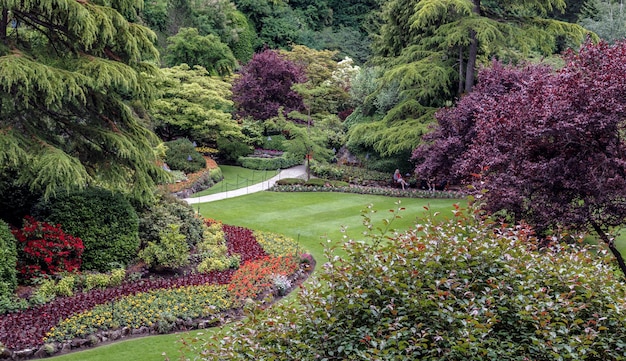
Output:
(232, 49), (307, 121)
(413, 40), (626, 235)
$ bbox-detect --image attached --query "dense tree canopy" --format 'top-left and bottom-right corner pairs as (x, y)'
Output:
(150, 64), (244, 148)
(414, 40), (626, 276)
(164, 27), (238, 76)
(232, 49), (306, 121)
(0, 0), (166, 203)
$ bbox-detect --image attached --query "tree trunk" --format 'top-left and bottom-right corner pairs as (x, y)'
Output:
(1, 9), (7, 43)
(592, 221), (626, 279)
(458, 46), (464, 96)
(464, 0), (481, 93)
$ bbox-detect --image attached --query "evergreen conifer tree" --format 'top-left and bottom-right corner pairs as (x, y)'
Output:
(0, 0), (166, 204)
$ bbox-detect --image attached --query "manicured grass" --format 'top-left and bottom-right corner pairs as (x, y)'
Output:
(197, 192), (462, 263)
(191, 166), (279, 197)
(47, 331), (207, 361)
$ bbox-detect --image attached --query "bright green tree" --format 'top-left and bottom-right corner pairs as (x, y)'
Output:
(0, 0), (166, 203)
(164, 27), (238, 76)
(150, 64), (244, 149)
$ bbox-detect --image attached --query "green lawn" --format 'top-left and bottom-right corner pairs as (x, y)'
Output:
(191, 165), (279, 197)
(197, 191), (461, 263)
(48, 192), (461, 361)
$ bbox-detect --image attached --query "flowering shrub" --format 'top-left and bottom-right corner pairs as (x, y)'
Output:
(12, 216), (84, 281)
(228, 255), (299, 303)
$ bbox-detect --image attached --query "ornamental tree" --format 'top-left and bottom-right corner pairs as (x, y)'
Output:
(150, 64), (245, 149)
(232, 49), (306, 121)
(0, 0), (167, 203)
(414, 40), (626, 277)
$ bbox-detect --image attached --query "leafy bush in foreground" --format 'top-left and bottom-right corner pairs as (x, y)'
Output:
(191, 203), (626, 360)
(0, 219), (17, 297)
(33, 188), (139, 271)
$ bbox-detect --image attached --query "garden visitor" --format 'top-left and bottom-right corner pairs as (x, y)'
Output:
(393, 169), (409, 190)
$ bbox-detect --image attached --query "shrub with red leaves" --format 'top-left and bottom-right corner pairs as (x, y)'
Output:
(12, 216), (84, 281)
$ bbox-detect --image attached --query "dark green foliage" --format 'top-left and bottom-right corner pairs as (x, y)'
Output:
(191, 204), (626, 360)
(164, 138), (207, 173)
(237, 155), (302, 170)
(216, 137), (252, 164)
(0, 167), (42, 227)
(138, 193), (205, 248)
(275, 178), (306, 185)
(164, 28), (238, 76)
(0, 219), (17, 297)
(303, 178), (326, 186)
(32, 188), (140, 272)
(262, 134), (288, 151)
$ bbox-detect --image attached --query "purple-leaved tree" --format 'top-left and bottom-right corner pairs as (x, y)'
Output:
(414, 40), (626, 277)
(232, 49), (307, 121)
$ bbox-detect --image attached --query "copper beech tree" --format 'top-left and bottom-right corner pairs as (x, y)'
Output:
(413, 40), (626, 277)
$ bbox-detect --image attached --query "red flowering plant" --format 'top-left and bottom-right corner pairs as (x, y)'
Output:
(12, 216), (84, 281)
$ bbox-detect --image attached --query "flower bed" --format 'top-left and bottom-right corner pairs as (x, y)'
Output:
(270, 184), (463, 199)
(160, 156), (220, 194)
(0, 224), (313, 360)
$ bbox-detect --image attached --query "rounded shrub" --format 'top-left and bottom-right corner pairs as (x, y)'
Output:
(33, 188), (140, 272)
(138, 224), (189, 270)
(164, 138), (206, 173)
(0, 219), (17, 297)
(193, 204), (626, 360)
(138, 193), (204, 247)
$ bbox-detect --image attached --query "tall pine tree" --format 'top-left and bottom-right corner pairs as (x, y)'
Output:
(0, 0), (166, 204)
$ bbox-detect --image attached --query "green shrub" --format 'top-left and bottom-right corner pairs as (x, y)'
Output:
(139, 224), (190, 270)
(138, 194), (204, 247)
(33, 187), (140, 272)
(84, 273), (112, 291)
(190, 204), (626, 360)
(0, 220), (17, 297)
(237, 155), (302, 170)
(304, 178), (326, 187)
(109, 268), (126, 287)
(262, 134), (288, 151)
(54, 274), (76, 297)
(275, 178), (305, 186)
(195, 221), (239, 273)
(216, 137), (252, 163)
(164, 138), (206, 173)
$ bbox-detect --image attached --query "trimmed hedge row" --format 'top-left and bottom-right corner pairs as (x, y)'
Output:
(237, 155), (302, 170)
